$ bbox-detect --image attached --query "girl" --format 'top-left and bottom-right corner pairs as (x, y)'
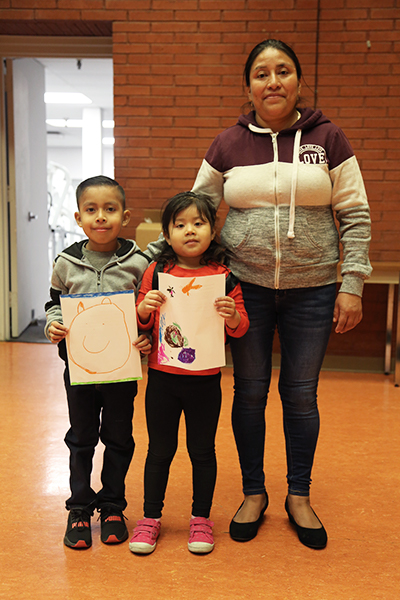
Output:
(129, 191), (249, 555)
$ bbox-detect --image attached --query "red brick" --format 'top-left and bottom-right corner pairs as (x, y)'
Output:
(113, 21), (150, 32)
(201, 0), (246, 8)
(11, 0), (54, 5)
(58, 0), (103, 7)
(126, 9), (174, 21)
(199, 21), (246, 33)
(154, 0), (198, 8)
(108, 0), (150, 8)
(0, 8), (33, 16)
(175, 10), (221, 21)
(152, 21), (198, 33)
(34, 9), (81, 18)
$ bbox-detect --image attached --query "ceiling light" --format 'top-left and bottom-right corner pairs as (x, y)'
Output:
(102, 120), (115, 129)
(44, 92), (92, 104)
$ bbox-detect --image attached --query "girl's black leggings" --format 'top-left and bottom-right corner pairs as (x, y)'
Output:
(143, 368), (222, 519)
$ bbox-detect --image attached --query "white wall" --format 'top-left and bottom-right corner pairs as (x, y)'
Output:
(47, 145), (114, 190)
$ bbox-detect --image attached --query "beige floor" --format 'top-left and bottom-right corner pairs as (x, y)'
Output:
(0, 341), (399, 600)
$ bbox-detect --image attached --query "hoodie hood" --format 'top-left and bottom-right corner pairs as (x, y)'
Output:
(237, 108), (332, 239)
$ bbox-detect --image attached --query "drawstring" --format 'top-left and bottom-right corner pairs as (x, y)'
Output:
(287, 128), (302, 239)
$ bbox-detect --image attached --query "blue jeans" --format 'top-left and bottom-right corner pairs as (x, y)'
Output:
(229, 282), (336, 497)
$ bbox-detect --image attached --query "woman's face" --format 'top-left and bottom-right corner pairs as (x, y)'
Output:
(247, 47), (301, 131)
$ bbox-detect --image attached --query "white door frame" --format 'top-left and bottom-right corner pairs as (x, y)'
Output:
(0, 35), (112, 341)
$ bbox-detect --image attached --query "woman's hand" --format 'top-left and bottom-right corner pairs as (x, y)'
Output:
(333, 292), (363, 333)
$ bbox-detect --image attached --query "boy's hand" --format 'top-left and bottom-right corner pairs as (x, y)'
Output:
(133, 334), (152, 355)
(138, 290), (167, 323)
(48, 321), (68, 343)
(214, 296), (241, 330)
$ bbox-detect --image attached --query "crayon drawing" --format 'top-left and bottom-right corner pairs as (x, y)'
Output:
(60, 290), (142, 385)
(158, 273), (226, 371)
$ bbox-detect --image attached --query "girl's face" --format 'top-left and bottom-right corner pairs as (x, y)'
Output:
(164, 204), (215, 269)
(247, 47), (301, 132)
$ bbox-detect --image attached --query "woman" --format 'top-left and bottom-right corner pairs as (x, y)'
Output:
(191, 39), (371, 549)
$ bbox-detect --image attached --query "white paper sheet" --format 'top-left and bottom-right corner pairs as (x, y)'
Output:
(158, 272), (226, 371)
(60, 290), (142, 385)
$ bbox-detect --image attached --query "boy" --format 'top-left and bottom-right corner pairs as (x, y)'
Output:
(45, 175), (151, 549)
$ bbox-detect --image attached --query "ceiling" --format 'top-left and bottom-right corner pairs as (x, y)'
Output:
(37, 57), (114, 148)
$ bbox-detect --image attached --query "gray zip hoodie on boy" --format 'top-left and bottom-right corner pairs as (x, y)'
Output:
(44, 238), (150, 359)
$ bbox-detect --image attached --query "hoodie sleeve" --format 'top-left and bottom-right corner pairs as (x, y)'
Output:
(191, 146), (224, 209)
(44, 258), (69, 339)
(328, 129), (372, 295)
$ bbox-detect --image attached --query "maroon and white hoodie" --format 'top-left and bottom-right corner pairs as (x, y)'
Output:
(192, 107), (372, 296)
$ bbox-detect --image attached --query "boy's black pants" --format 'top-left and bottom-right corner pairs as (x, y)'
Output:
(63, 367), (137, 512)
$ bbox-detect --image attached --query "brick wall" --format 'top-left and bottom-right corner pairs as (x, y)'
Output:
(0, 0), (398, 362)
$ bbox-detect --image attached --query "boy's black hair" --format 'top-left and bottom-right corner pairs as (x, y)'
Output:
(157, 191), (233, 268)
(76, 175), (126, 209)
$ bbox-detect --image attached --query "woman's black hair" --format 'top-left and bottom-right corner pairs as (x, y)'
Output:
(156, 191), (233, 268)
(243, 38), (302, 87)
(76, 175), (126, 209)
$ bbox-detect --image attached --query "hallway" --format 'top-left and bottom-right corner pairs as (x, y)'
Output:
(0, 341), (399, 600)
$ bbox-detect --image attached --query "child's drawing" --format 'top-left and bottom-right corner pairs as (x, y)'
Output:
(158, 342), (169, 365)
(158, 273), (226, 371)
(178, 347), (196, 364)
(164, 323), (187, 348)
(68, 297), (131, 375)
(182, 278), (202, 296)
(60, 290), (142, 385)
(162, 322), (194, 365)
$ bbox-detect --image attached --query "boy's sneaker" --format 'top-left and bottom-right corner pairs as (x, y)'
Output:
(129, 518), (161, 554)
(99, 506), (129, 544)
(64, 508), (92, 549)
(188, 517), (215, 554)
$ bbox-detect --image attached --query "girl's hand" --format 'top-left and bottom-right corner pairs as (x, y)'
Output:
(48, 321), (68, 343)
(214, 296), (241, 330)
(137, 290), (167, 323)
(133, 333), (152, 355)
(333, 292), (363, 333)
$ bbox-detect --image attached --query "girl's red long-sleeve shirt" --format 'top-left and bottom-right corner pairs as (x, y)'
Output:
(137, 262), (249, 376)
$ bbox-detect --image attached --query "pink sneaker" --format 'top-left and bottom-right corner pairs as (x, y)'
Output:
(188, 517), (215, 554)
(129, 518), (161, 554)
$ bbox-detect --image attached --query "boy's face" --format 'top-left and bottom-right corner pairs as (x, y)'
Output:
(75, 185), (130, 252)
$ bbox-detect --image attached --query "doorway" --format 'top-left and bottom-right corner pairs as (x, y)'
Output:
(0, 36), (113, 341)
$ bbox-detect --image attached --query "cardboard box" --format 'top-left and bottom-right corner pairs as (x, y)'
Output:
(135, 222), (162, 250)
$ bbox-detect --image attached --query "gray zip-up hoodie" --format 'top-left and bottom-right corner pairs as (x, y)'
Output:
(44, 238), (150, 350)
(192, 107), (372, 296)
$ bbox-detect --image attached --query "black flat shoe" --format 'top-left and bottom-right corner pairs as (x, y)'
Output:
(284, 496), (327, 549)
(229, 491), (269, 542)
